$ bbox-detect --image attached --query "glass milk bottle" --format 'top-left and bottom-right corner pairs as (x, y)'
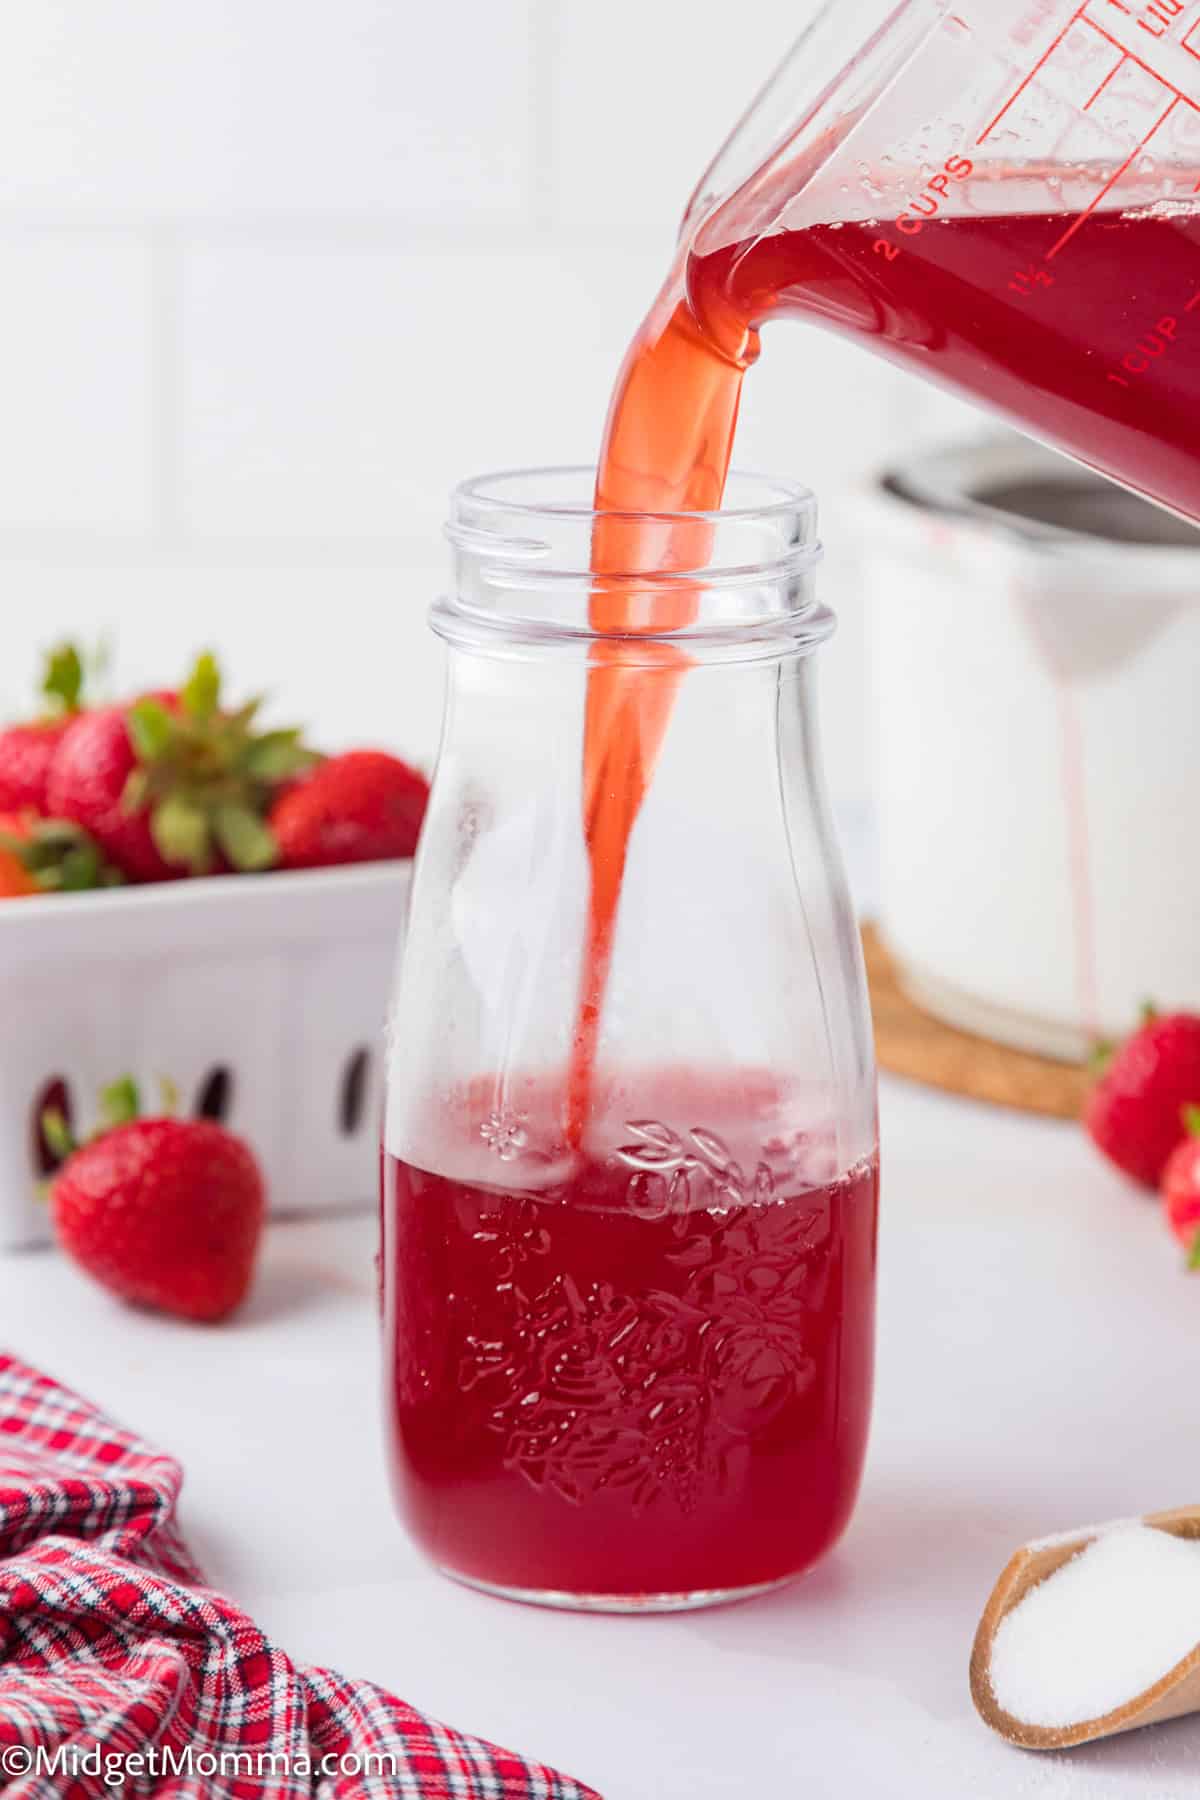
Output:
(382, 468), (878, 1612)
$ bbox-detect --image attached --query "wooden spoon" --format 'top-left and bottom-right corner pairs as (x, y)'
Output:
(970, 1507), (1200, 1750)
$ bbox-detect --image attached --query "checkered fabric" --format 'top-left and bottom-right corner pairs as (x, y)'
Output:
(0, 1353), (599, 1799)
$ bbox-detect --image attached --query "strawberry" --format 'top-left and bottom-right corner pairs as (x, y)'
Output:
(268, 749), (429, 870)
(0, 722), (72, 816)
(0, 643), (89, 812)
(1085, 1008), (1200, 1189)
(47, 651), (314, 882)
(1163, 1109), (1200, 1267)
(0, 810), (121, 899)
(46, 708), (176, 883)
(48, 1078), (265, 1322)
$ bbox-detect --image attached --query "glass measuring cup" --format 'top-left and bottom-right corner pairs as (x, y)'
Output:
(675, 0), (1200, 522)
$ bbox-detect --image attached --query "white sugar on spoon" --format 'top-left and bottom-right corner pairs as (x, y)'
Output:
(991, 1525), (1200, 1725)
(971, 1512), (1200, 1750)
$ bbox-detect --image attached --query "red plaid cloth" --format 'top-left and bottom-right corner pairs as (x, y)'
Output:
(0, 1353), (599, 1799)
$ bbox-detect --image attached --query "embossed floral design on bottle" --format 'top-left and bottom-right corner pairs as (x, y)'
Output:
(456, 1122), (840, 1517)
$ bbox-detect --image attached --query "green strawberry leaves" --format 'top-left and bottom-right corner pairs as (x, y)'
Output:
(0, 819), (123, 893)
(100, 1077), (142, 1130)
(181, 650), (221, 722)
(244, 730), (309, 783)
(212, 804), (277, 873)
(150, 794), (210, 870)
(98, 1075), (177, 1124)
(41, 642), (86, 716)
(127, 699), (174, 761)
(119, 651), (318, 875)
(37, 638), (111, 721)
(43, 1073), (180, 1175)
(40, 1107), (76, 1164)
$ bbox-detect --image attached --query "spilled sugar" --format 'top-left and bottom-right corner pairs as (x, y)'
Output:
(989, 1525), (1200, 1728)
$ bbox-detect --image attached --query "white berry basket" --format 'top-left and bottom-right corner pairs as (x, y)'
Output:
(0, 861), (411, 1249)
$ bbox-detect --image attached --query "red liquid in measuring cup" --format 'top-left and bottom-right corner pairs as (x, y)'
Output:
(691, 207), (1200, 523)
(384, 1078), (878, 1599)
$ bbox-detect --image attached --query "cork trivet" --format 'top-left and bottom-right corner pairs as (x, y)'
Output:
(863, 924), (1090, 1121)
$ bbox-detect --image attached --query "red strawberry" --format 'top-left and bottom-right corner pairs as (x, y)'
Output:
(47, 652), (314, 883)
(268, 749), (429, 870)
(1085, 1009), (1200, 1189)
(0, 719), (74, 814)
(47, 706), (173, 881)
(1162, 1109), (1200, 1267)
(49, 1078), (264, 1322)
(0, 643), (89, 812)
(0, 809), (120, 899)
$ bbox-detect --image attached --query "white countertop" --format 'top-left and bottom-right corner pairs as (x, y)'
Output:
(4, 1075), (1200, 1799)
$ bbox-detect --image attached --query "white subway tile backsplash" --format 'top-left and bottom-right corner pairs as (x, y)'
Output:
(177, 241), (665, 542)
(547, 0), (811, 239)
(0, 1), (537, 224)
(176, 235), (924, 549)
(0, 237), (154, 534)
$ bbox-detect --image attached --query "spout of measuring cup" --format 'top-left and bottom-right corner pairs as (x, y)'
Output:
(678, 16), (825, 238)
(677, 0), (946, 250)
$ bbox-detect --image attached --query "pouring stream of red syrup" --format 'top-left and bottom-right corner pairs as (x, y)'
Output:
(567, 270), (754, 1145)
(568, 197), (1200, 1136)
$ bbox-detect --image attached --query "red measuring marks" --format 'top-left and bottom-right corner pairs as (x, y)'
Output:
(977, 2), (1092, 143)
(975, 2), (1200, 264)
(1048, 95), (1178, 257)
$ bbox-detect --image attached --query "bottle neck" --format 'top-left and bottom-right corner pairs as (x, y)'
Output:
(439, 467), (829, 666)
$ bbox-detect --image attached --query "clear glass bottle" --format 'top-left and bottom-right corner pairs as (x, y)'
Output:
(382, 468), (878, 1612)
